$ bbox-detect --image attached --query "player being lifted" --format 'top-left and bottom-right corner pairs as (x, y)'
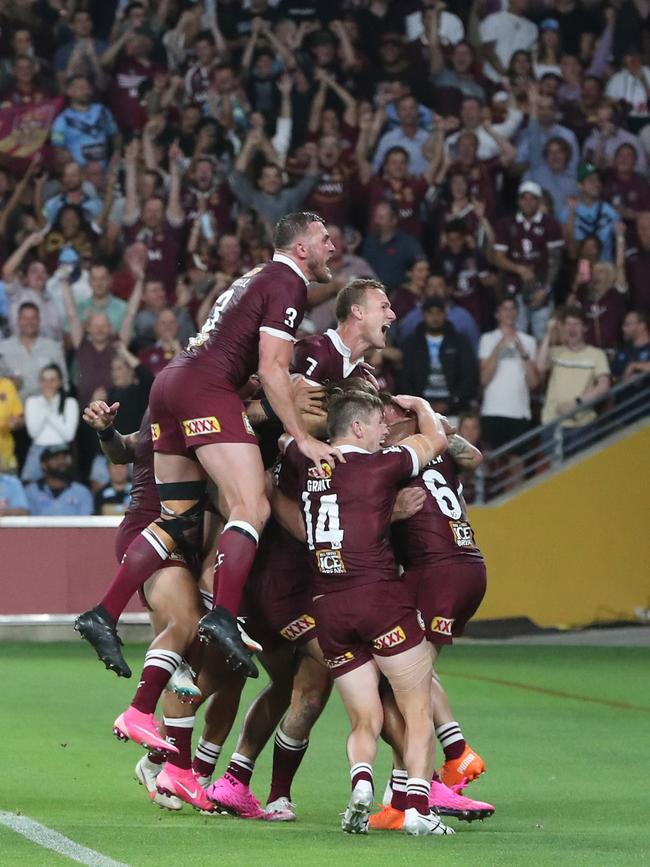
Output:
(76, 212), (342, 694)
(283, 389), (455, 837)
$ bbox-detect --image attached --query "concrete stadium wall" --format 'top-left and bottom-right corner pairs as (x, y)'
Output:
(469, 424), (650, 628)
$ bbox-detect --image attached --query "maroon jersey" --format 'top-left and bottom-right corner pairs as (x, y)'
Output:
(125, 410), (160, 518)
(435, 247), (493, 329)
(391, 453), (483, 569)
(184, 63), (212, 105)
(138, 344), (175, 378)
(603, 173), (650, 221)
(182, 183), (235, 235)
(575, 285), (627, 351)
(494, 210), (564, 295)
(109, 56), (161, 133)
(171, 257), (306, 390)
(284, 439), (419, 595)
(306, 164), (354, 228)
(292, 329), (373, 384)
(123, 219), (184, 296)
(366, 175), (429, 237)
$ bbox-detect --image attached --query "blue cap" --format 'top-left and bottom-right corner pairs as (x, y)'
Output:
(540, 18), (560, 30)
(59, 245), (80, 265)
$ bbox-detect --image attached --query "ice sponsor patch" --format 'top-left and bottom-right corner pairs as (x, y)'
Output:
(372, 625), (406, 651)
(449, 521), (476, 547)
(430, 615), (454, 636)
(280, 614), (316, 641)
(325, 651), (355, 669)
(150, 423), (160, 442)
(316, 549), (346, 574)
(182, 416), (221, 437)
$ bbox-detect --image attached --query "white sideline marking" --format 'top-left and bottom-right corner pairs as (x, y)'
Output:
(0, 811), (129, 866)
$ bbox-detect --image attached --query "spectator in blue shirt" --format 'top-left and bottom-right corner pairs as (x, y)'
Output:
(559, 164), (620, 262)
(612, 309), (650, 379)
(51, 75), (118, 167)
(25, 445), (92, 516)
(524, 136), (578, 218)
(361, 201), (424, 292)
(0, 471), (30, 515)
(42, 161), (103, 227)
(517, 90), (579, 177)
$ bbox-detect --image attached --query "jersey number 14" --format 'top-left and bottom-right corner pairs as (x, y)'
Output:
(301, 492), (344, 550)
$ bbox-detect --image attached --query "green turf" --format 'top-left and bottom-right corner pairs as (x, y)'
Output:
(1, 642), (648, 867)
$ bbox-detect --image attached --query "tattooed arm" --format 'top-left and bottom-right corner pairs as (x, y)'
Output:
(447, 434), (483, 470)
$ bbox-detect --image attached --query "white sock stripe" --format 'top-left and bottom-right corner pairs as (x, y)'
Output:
(141, 527), (170, 559)
(223, 520), (260, 545)
(231, 752), (255, 769)
(145, 650), (183, 663)
(163, 716), (196, 728)
(435, 721), (464, 747)
(275, 729), (309, 751)
(200, 590), (213, 612)
(197, 738), (222, 757)
(435, 721), (462, 736)
(392, 769), (408, 782)
(350, 762), (373, 779)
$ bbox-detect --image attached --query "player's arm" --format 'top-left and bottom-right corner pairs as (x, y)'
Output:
(447, 434), (483, 470)
(390, 487), (426, 522)
(392, 395), (448, 467)
(258, 332), (342, 474)
(82, 400), (137, 464)
(271, 486), (307, 543)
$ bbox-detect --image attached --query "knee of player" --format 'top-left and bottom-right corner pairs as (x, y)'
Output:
(296, 687), (329, 723)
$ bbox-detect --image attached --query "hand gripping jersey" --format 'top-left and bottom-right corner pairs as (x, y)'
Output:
(283, 439), (420, 596)
(391, 452), (484, 569)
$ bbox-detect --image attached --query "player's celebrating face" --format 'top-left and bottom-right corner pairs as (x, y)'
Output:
(327, 391), (389, 453)
(357, 286), (396, 349)
(297, 220), (336, 283)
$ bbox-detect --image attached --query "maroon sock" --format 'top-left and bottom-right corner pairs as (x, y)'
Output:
(350, 762), (373, 791)
(131, 649), (181, 714)
(407, 778), (430, 816)
(164, 716), (195, 770)
(436, 721), (466, 761)
(213, 522), (259, 615)
(226, 753), (254, 786)
(100, 528), (171, 622)
(267, 730), (308, 803)
(192, 738), (222, 779)
(390, 769), (408, 811)
(431, 769), (442, 783)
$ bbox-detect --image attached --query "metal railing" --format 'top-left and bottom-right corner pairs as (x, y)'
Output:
(473, 374), (650, 504)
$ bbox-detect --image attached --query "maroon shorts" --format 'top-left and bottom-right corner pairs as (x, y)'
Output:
(404, 558), (487, 645)
(115, 512), (190, 610)
(243, 522), (315, 652)
(149, 364), (258, 455)
(314, 580), (424, 678)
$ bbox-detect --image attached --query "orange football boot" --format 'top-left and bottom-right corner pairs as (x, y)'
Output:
(368, 805), (405, 831)
(438, 745), (486, 789)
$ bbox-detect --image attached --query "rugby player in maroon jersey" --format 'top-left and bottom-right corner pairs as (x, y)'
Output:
(75, 213), (341, 693)
(283, 389), (455, 837)
(369, 400), (494, 830)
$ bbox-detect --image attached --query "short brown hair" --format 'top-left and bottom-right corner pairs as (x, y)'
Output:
(335, 278), (387, 322)
(273, 211), (325, 249)
(560, 305), (586, 324)
(327, 390), (384, 440)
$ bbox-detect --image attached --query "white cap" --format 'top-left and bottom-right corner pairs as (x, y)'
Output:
(518, 181), (542, 198)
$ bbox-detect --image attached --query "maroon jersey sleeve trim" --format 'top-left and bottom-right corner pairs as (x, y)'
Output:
(260, 325), (296, 342)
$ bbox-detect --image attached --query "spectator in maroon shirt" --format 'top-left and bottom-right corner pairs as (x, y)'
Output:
(138, 308), (182, 378)
(0, 55), (50, 105)
(121, 140), (185, 297)
(573, 260), (628, 354)
(603, 143), (650, 246)
(103, 27), (163, 134)
(434, 219), (495, 331)
(303, 134), (355, 228)
(181, 155), (234, 236)
(626, 211), (650, 312)
(390, 258), (430, 323)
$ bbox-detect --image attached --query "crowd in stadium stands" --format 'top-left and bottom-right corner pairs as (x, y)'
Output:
(1, 0), (650, 516)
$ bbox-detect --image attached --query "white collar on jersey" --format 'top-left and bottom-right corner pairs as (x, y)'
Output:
(272, 252), (309, 285)
(325, 328), (358, 378)
(336, 444), (371, 454)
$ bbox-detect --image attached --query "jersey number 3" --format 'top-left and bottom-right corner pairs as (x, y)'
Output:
(301, 492), (344, 550)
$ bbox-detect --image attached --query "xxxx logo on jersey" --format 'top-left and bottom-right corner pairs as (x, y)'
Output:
(373, 625), (406, 651)
(430, 615), (454, 636)
(325, 651), (354, 669)
(280, 614), (316, 641)
(150, 423), (160, 442)
(182, 416), (221, 437)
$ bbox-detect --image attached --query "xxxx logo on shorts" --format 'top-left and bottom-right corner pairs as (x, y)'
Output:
(150, 423), (160, 441)
(242, 412), (255, 436)
(280, 614), (316, 641)
(430, 615), (454, 636)
(182, 416), (221, 437)
(373, 625), (406, 651)
(325, 651), (354, 669)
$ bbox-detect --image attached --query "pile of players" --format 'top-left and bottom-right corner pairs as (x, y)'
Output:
(76, 211), (494, 837)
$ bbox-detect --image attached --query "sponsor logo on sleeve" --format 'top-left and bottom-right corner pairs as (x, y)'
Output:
(308, 461), (332, 479)
(182, 416), (221, 437)
(449, 521), (476, 547)
(372, 625), (406, 651)
(150, 423), (160, 442)
(325, 651), (355, 669)
(316, 549), (346, 574)
(280, 614), (316, 641)
(430, 615), (454, 636)
(242, 412), (255, 436)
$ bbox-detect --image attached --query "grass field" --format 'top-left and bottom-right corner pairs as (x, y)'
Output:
(1, 641), (648, 867)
